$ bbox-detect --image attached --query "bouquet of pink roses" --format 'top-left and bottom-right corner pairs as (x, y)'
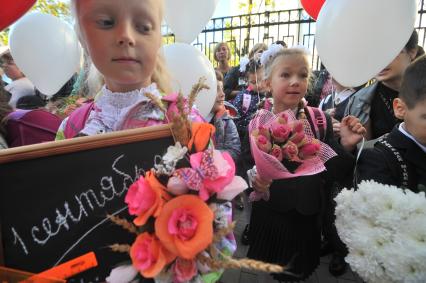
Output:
(249, 109), (337, 201)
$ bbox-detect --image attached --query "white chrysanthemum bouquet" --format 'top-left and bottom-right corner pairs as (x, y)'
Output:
(335, 181), (426, 283)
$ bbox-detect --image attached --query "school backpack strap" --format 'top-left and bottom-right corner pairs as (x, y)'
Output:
(374, 135), (414, 189)
(63, 101), (95, 139)
(305, 106), (327, 141)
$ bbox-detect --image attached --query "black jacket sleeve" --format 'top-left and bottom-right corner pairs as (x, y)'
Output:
(223, 66), (241, 100)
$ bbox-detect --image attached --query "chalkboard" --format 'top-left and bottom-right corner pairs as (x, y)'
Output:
(0, 125), (174, 282)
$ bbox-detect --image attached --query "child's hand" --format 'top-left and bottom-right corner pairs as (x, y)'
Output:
(253, 174), (272, 193)
(325, 108), (336, 118)
(340, 116), (366, 151)
(332, 118), (341, 137)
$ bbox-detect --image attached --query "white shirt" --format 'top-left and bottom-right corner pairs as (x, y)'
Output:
(81, 83), (165, 136)
(398, 123), (426, 154)
(5, 77), (35, 108)
(319, 88), (355, 109)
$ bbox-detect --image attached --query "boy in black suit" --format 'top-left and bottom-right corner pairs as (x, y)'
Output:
(358, 55), (426, 192)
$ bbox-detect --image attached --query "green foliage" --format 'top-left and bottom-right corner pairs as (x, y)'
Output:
(236, 0), (276, 57)
(238, 0), (275, 14)
(0, 0), (71, 45)
(0, 30), (9, 45)
(32, 0), (70, 20)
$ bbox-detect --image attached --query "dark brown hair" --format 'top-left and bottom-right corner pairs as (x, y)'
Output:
(399, 54), (426, 109)
(405, 30), (419, 52)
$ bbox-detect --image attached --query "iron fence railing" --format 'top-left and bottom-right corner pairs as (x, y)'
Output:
(162, 0), (426, 70)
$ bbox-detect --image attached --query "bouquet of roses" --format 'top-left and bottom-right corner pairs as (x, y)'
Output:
(106, 86), (287, 282)
(335, 181), (426, 283)
(248, 109), (336, 201)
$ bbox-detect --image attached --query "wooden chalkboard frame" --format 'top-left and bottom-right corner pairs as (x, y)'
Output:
(0, 124), (172, 164)
(0, 124), (173, 278)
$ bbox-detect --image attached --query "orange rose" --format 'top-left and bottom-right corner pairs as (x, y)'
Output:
(130, 232), (176, 278)
(155, 195), (214, 259)
(125, 170), (171, 226)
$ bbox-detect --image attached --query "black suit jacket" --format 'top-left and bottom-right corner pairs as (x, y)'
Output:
(358, 125), (426, 192)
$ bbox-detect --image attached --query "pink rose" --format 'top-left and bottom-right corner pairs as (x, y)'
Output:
(168, 208), (198, 241)
(292, 121), (304, 133)
(255, 135), (272, 153)
(270, 144), (283, 161)
(125, 177), (156, 216)
(288, 132), (306, 146)
(277, 112), (289, 124)
(130, 233), (176, 278)
(252, 126), (271, 139)
(299, 141), (321, 159)
(271, 122), (291, 143)
(282, 141), (299, 161)
(172, 258), (197, 283)
(125, 172), (171, 226)
(258, 126), (270, 138)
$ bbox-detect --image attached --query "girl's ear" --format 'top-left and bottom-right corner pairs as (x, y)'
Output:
(393, 98), (406, 120)
(264, 79), (272, 93)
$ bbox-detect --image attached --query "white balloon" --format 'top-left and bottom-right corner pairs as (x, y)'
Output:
(315, 0), (416, 87)
(163, 43), (217, 118)
(9, 13), (81, 96)
(164, 0), (219, 43)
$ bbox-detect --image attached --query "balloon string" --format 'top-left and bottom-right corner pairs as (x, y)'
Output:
(352, 136), (365, 189)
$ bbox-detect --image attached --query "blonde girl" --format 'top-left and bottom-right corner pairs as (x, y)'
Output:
(54, 1), (206, 282)
(243, 46), (365, 282)
(57, 0), (203, 139)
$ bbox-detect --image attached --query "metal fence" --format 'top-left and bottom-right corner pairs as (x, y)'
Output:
(163, 0), (426, 70)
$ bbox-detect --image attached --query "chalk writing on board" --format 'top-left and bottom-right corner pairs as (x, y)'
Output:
(54, 206), (127, 267)
(9, 154), (142, 256)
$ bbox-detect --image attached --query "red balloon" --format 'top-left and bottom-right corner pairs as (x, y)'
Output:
(300, 0), (325, 20)
(0, 0), (37, 31)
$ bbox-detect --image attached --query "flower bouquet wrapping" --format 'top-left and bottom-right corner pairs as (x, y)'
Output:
(106, 82), (288, 283)
(335, 181), (426, 283)
(248, 109), (336, 201)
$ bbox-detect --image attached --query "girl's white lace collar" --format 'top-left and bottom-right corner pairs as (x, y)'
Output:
(96, 83), (161, 108)
(80, 83), (166, 135)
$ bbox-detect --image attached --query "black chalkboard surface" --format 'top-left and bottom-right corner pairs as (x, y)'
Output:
(0, 125), (174, 282)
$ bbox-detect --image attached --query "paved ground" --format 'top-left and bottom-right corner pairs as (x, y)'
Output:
(219, 205), (364, 283)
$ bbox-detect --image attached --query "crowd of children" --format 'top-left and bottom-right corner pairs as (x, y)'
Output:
(0, 1), (425, 282)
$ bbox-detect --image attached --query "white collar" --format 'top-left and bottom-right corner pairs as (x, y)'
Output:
(80, 83), (165, 135)
(96, 83), (162, 107)
(333, 88), (356, 105)
(398, 123), (426, 153)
